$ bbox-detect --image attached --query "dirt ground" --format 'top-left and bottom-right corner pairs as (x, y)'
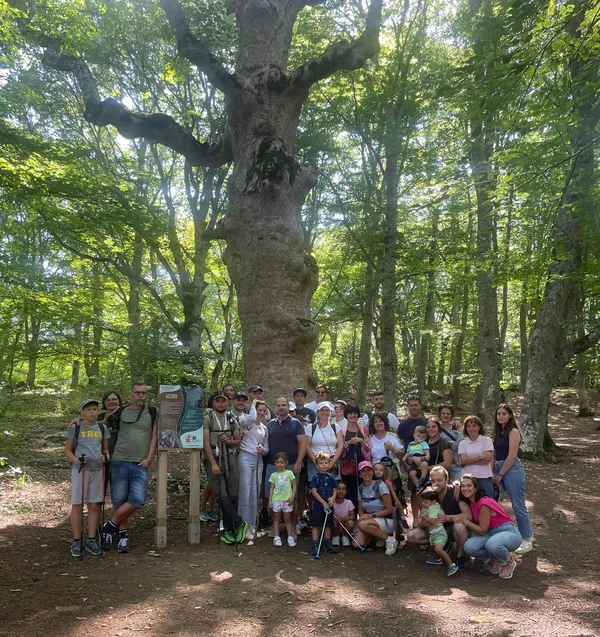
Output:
(1, 389), (599, 637)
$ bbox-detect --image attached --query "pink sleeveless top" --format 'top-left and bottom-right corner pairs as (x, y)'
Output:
(470, 497), (512, 528)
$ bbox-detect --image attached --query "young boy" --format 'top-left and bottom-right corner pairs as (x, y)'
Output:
(310, 451), (338, 557)
(65, 398), (110, 557)
(402, 425), (430, 489)
(420, 487), (458, 576)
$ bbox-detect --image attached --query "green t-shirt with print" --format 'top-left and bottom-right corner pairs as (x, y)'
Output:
(269, 469), (295, 502)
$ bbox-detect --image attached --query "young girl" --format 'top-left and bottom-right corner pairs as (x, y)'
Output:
(332, 481), (355, 546)
(420, 487), (458, 576)
(268, 452), (297, 547)
(373, 462), (409, 538)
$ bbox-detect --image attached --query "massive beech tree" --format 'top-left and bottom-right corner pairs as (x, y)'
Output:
(14, 0), (382, 396)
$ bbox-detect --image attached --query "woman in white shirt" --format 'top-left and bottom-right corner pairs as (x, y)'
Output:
(305, 402), (345, 481)
(237, 401), (269, 540)
(369, 413), (403, 463)
(458, 415), (494, 499)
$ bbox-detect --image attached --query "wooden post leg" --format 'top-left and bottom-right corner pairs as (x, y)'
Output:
(188, 449), (201, 544)
(155, 449), (168, 548)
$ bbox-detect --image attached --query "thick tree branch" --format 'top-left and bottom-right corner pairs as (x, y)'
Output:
(562, 324), (600, 363)
(160, 0), (241, 96)
(22, 30), (233, 167)
(290, 0), (382, 88)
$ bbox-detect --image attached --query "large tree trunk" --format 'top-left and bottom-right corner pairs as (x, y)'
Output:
(520, 0), (600, 453)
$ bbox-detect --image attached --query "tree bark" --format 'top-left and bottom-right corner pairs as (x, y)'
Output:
(520, 0), (600, 453)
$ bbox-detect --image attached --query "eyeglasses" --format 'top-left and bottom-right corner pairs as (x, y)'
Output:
(335, 405), (343, 410)
(133, 391), (147, 396)
(316, 390), (326, 395)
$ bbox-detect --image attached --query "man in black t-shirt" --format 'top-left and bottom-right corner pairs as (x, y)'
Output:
(293, 388), (316, 426)
(407, 466), (470, 571)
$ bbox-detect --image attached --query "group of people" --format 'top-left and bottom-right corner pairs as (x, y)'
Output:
(66, 381), (534, 580)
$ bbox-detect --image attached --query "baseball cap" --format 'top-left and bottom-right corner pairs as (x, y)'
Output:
(213, 392), (228, 400)
(235, 391), (248, 399)
(289, 401), (297, 411)
(293, 388), (308, 397)
(358, 461), (374, 472)
(248, 385), (263, 392)
(316, 401), (334, 412)
(79, 398), (99, 410)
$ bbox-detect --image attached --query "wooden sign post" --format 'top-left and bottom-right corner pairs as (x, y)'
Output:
(155, 385), (204, 549)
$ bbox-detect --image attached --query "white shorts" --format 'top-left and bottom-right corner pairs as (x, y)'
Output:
(272, 500), (294, 513)
(374, 517), (395, 535)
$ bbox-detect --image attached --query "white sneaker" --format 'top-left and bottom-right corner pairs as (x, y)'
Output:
(385, 535), (398, 556)
(331, 536), (340, 546)
(295, 522), (303, 535)
(273, 536), (282, 547)
(246, 527), (255, 542)
(287, 536), (297, 547)
(342, 535), (351, 547)
(515, 539), (533, 554)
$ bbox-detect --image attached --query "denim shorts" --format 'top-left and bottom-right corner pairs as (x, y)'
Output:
(110, 461), (148, 509)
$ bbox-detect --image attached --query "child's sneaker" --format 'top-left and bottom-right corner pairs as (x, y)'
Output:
(312, 541), (319, 557)
(86, 538), (102, 556)
(71, 540), (83, 557)
(273, 536), (282, 547)
(287, 536), (297, 547)
(342, 535), (351, 547)
(117, 535), (130, 553)
(332, 536), (340, 546)
(323, 540), (338, 554)
(447, 563), (459, 576)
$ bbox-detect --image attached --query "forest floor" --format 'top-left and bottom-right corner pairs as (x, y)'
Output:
(0, 389), (599, 637)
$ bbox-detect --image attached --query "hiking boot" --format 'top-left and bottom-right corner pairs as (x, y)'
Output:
(324, 540), (338, 554)
(200, 510), (212, 522)
(498, 559), (517, 579)
(117, 536), (130, 553)
(342, 535), (351, 547)
(447, 563), (459, 577)
(332, 536), (340, 546)
(385, 536), (398, 556)
(86, 539), (102, 556)
(235, 521), (248, 544)
(71, 540), (83, 557)
(100, 522), (116, 551)
(456, 555), (468, 571)
(220, 531), (235, 545)
(487, 557), (502, 575)
(273, 536), (282, 547)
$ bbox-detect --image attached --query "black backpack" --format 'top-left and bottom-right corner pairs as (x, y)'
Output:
(106, 404), (158, 455)
(73, 421), (106, 456)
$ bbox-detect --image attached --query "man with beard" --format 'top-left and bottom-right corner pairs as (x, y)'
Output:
(362, 391), (400, 433)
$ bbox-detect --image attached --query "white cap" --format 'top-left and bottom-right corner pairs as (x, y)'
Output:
(316, 401), (334, 412)
(289, 401), (297, 411)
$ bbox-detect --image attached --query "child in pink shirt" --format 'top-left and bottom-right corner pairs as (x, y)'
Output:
(332, 481), (355, 547)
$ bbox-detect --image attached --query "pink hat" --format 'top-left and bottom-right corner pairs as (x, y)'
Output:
(358, 461), (374, 472)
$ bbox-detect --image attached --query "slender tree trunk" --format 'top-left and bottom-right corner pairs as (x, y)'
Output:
(519, 280), (529, 390)
(437, 336), (447, 388)
(128, 231), (144, 380)
(25, 315), (40, 388)
(521, 1), (600, 452)
(71, 360), (80, 389)
(356, 257), (378, 408)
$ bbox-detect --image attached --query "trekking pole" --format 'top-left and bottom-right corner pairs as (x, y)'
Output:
(314, 509), (329, 560)
(78, 455), (86, 560)
(100, 454), (108, 557)
(334, 514), (365, 552)
(253, 451), (261, 540)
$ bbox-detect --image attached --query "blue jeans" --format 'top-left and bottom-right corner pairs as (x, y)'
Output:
(238, 451), (263, 526)
(477, 477), (495, 499)
(464, 522), (522, 565)
(494, 458), (533, 539)
(110, 461), (148, 509)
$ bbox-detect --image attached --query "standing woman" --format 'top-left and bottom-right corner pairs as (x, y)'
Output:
(493, 404), (534, 554)
(237, 401), (269, 541)
(334, 400), (348, 429)
(96, 391), (122, 422)
(369, 413), (403, 463)
(458, 416), (495, 498)
(459, 474), (522, 578)
(425, 418), (453, 475)
(438, 404), (463, 483)
(305, 402), (345, 482)
(339, 404), (371, 507)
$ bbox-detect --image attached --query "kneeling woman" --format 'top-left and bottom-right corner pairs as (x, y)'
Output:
(353, 461), (397, 556)
(459, 474), (522, 579)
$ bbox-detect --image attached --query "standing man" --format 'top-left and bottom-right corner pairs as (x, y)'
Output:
(202, 391), (246, 544)
(398, 394), (428, 521)
(362, 391), (400, 432)
(407, 465), (470, 571)
(293, 388), (316, 426)
(101, 381), (158, 553)
(245, 385), (272, 420)
(305, 385), (328, 413)
(265, 397), (307, 533)
(222, 383), (236, 411)
(230, 390), (249, 425)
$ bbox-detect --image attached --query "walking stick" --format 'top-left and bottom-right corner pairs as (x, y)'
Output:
(334, 514), (365, 551)
(314, 509), (329, 560)
(254, 451), (261, 538)
(100, 454), (108, 557)
(78, 454), (86, 559)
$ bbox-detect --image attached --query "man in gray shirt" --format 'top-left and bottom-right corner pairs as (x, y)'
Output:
(100, 381), (157, 553)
